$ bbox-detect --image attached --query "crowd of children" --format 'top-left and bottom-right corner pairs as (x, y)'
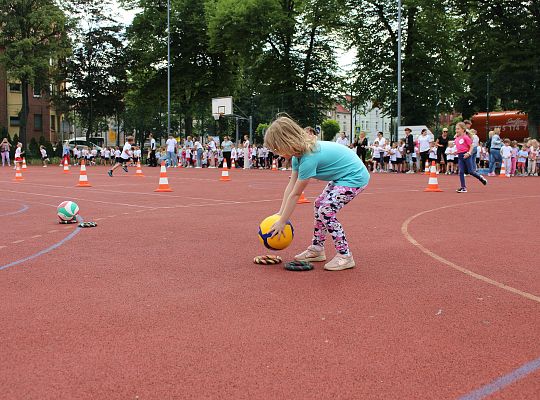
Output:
(152, 143), (292, 170)
(366, 135), (539, 177)
(8, 130), (538, 177)
(59, 145), (143, 167)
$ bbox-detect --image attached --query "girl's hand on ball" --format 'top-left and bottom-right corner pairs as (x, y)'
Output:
(270, 220), (286, 238)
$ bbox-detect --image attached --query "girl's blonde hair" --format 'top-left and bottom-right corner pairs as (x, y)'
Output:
(455, 122), (467, 133)
(264, 116), (317, 156)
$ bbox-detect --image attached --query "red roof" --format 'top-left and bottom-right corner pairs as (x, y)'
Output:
(335, 103), (350, 114)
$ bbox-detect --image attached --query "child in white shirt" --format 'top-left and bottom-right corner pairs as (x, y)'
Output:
(371, 141), (380, 172)
(104, 148), (111, 165)
(445, 142), (456, 174)
(73, 147), (80, 165)
(389, 143), (398, 172)
(185, 147), (192, 167)
(108, 136), (134, 177)
(202, 149), (208, 167)
(40, 145), (49, 167)
(500, 139), (512, 176)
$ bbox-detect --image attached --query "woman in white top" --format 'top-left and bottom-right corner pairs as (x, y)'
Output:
(417, 129), (431, 169)
(243, 135), (250, 169)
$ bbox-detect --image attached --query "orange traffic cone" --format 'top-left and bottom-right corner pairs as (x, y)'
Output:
(154, 162), (173, 192)
(63, 158), (70, 173)
(76, 159), (92, 187)
(231, 158), (236, 169)
(424, 161), (443, 192)
(22, 157), (27, 170)
(272, 158), (277, 171)
(13, 163), (24, 181)
(297, 192), (310, 204)
(220, 159), (231, 181)
(424, 161), (430, 175)
(135, 161), (145, 177)
(499, 160), (510, 178)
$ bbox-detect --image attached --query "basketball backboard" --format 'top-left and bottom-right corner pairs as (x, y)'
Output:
(212, 96), (233, 120)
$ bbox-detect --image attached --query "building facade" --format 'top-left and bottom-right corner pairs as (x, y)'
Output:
(351, 101), (392, 143)
(326, 103), (351, 136)
(325, 98), (393, 144)
(0, 67), (62, 144)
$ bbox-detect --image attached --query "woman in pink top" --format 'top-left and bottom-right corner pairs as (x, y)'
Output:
(454, 122), (488, 193)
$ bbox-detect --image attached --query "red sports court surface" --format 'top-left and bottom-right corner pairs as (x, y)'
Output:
(0, 165), (539, 399)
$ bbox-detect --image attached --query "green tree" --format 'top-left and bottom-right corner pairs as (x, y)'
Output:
(255, 123), (269, 144)
(65, 0), (128, 141)
(125, 0), (236, 139)
(28, 137), (39, 157)
(454, 0), (540, 138)
(321, 119), (339, 141)
(0, 0), (70, 147)
(344, 0), (463, 127)
(207, 0), (343, 126)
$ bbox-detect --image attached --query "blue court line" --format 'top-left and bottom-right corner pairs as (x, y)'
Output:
(0, 228), (81, 271)
(458, 356), (540, 400)
(0, 204), (29, 217)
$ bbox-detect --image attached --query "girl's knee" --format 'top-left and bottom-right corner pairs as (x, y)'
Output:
(317, 205), (336, 219)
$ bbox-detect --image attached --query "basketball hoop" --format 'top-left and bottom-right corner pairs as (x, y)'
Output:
(212, 97), (232, 120)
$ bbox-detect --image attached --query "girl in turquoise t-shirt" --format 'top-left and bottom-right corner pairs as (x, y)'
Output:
(264, 117), (370, 271)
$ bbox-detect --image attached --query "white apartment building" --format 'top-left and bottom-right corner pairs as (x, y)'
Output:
(326, 99), (393, 143)
(352, 101), (392, 143)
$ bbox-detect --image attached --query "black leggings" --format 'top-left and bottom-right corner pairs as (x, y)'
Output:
(223, 151), (231, 167)
(357, 149), (366, 164)
(420, 151), (429, 168)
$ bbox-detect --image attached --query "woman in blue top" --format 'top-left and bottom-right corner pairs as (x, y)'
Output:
(265, 117), (370, 271)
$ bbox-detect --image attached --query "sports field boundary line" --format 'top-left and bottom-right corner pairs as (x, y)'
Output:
(457, 355), (540, 400)
(0, 187), (284, 211)
(0, 202), (29, 217)
(0, 227), (81, 271)
(0, 180), (248, 203)
(0, 189), (156, 209)
(401, 195), (540, 304)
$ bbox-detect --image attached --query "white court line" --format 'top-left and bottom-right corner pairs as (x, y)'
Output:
(1, 180), (238, 203)
(1, 186), (283, 211)
(11, 240), (25, 244)
(152, 198), (283, 210)
(2, 197), (58, 208)
(402, 195), (540, 304)
(0, 189), (156, 209)
(47, 230), (58, 234)
(31, 235), (42, 239)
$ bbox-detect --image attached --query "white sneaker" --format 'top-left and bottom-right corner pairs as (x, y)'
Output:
(294, 245), (326, 262)
(324, 254), (356, 271)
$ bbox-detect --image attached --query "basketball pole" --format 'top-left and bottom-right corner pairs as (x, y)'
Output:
(396, 0), (402, 142)
(167, 0), (171, 137)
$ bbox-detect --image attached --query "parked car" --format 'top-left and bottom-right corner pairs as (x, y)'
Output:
(66, 138), (102, 151)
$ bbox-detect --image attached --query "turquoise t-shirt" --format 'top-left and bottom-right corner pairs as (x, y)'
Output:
(292, 141), (370, 188)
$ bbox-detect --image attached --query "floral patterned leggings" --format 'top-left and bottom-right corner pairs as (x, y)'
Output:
(312, 182), (366, 256)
